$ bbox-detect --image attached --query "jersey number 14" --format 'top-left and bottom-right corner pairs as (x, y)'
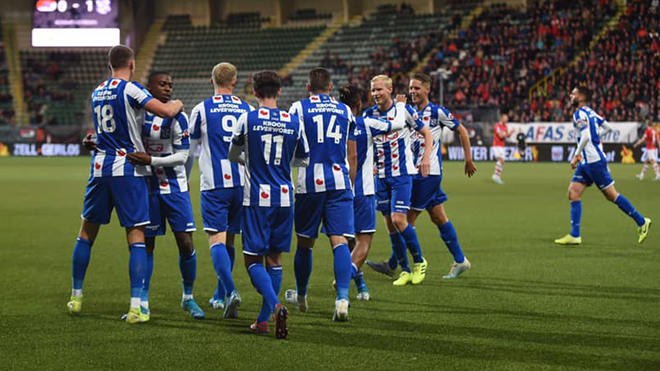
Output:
(312, 114), (342, 144)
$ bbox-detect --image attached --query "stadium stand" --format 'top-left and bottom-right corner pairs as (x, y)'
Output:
(421, 0), (617, 121)
(279, 3), (471, 107)
(520, 0), (659, 122)
(152, 14), (325, 109)
(20, 50), (107, 126)
(0, 16), (16, 126)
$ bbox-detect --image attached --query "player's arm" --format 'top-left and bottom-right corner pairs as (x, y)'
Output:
(440, 107), (475, 177)
(185, 104), (203, 177)
(572, 116), (590, 169)
(633, 130), (646, 148)
(126, 82), (182, 118)
(292, 116), (310, 167)
(599, 120), (613, 137)
(406, 104), (432, 177)
(348, 139), (357, 186)
(228, 113), (247, 164)
(129, 113), (191, 166)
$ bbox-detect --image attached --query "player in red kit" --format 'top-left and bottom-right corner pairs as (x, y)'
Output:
(492, 113), (513, 184)
(633, 120), (660, 181)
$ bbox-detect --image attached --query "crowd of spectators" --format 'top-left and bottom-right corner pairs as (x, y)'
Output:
(517, 0), (660, 122)
(22, 52), (79, 125)
(0, 49), (14, 125)
(422, 0), (617, 122)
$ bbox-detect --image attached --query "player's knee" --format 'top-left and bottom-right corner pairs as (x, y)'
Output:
(567, 189), (580, 201)
(391, 213), (408, 231)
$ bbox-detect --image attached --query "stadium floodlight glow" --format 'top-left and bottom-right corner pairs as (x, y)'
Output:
(32, 28), (120, 47)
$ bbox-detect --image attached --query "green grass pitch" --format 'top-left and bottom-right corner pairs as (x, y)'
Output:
(0, 157), (658, 371)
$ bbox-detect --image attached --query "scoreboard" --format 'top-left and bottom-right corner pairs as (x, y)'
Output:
(32, 0), (119, 47)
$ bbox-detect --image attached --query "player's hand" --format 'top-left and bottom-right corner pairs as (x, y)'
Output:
(394, 94), (407, 104)
(420, 157), (430, 177)
(373, 165), (378, 176)
(570, 155), (581, 169)
(172, 99), (184, 113)
(464, 160), (477, 177)
(82, 134), (97, 151)
(127, 152), (152, 166)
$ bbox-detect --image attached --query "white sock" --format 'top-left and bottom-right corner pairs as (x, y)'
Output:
(72, 289), (82, 297)
(130, 297), (141, 309)
(182, 294), (194, 301)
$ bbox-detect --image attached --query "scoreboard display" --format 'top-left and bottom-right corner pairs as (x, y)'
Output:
(32, 0), (119, 47)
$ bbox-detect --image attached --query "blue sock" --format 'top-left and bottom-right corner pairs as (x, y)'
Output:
(248, 263), (279, 315)
(570, 200), (582, 237)
(226, 245), (235, 271)
(401, 224), (424, 263)
(387, 251), (397, 270)
(211, 243), (236, 295)
(71, 237), (92, 291)
(129, 243), (147, 299)
(179, 249), (196, 297)
(294, 246), (313, 297)
(333, 243), (352, 301)
(389, 232), (410, 272)
(257, 265), (283, 323)
(438, 221), (465, 263)
(213, 277), (225, 301)
(614, 194), (645, 226)
(350, 263), (358, 279)
(353, 270), (366, 290)
(141, 252), (154, 303)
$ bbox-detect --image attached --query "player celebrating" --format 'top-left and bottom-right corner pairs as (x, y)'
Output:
(364, 75), (433, 287)
(633, 120), (660, 181)
(189, 62), (253, 318)
(285, 68), (355, 321)
(408, 73), (475, 279)
(67, 45), (183, 323)
(554, 87), (651, 245)
(228, 70), (309, 338)
(492, 113), (513, 184)
(340, 85), (407, 300)
(124, 71), (203, 321)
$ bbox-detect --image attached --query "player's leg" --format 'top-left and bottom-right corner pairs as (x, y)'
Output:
(352, 232), (373, 300)
(650, 152), (660, 180)
(125, 225), (148, 323)
(201, 188), (240, 312)
(68, 176), (112, 314)
(555, 181), (587, 244)
(601, 185), (651, 243)
(429, 204), (470, 279)
(390, 176), (424, 285)
(288, 193), (323, 311)
(637, 157), (649, 180)
(492, 152), (505, 184)
(67, 219), (101, 314)
(139, 193), (164, 319)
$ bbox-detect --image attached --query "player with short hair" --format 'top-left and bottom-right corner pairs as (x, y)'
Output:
(554, 86), (651, 245)
(188, 62), (253, 318)
(633, 120), (660, 181)
(228, 70), (309, 338)
(339, 84), (408, 300)
(67, 45), (184, 323)
(407, 73), (475, 278)
(363, 75), (433, 286)
(492, 113), (513, 184)
(284, 68), (355, 321)
(122, 71), (203, 321)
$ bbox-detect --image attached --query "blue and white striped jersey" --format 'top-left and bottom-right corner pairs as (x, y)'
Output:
(289, 94), (353, 194)
(90, 78), (153, 177)
(574, 106), (607, 164)
(411, 103), (460, 176)
(363, 103), (425, 179)
(189, 94), (254, 191)
(232, 107), (309, 207)
(350, 116), (391, 196)
(143, 112), (190, 194)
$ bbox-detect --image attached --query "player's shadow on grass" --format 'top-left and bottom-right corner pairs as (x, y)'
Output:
(288, 319), (660, 370)
(421, 277), (660, 304)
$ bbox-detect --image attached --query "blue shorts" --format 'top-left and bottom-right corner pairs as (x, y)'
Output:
(145, 192), (196, 237)
(242, 206), (294, 256)
(354, 194), (376, 234)
(201, 187), (243, 234)
(295, 189), (355, 239)
(375, 175), (412, 215)
(410, 175), (448, 211)
(82, 176), (150, 228)
(572, 161), (615, 190)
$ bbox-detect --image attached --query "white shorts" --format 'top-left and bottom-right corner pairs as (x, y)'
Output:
(492, 146), (506, 160)
(644, 148), (658, 162)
